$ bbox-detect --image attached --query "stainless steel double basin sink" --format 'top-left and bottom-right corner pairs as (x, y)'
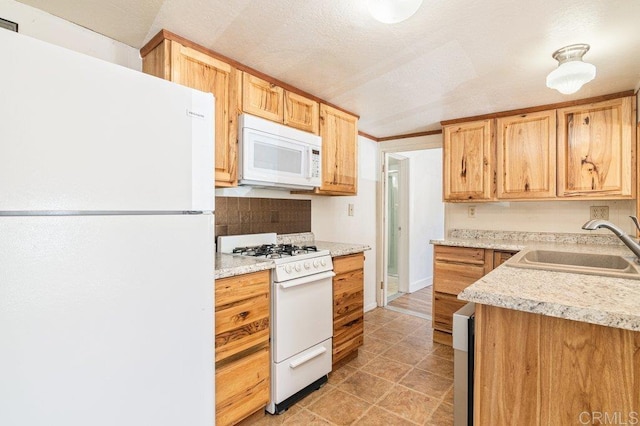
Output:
(506, 249), (640, 280)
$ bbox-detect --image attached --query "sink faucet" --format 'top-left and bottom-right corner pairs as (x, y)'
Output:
(582, 218), (640, 261)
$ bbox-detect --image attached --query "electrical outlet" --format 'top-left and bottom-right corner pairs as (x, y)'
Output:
(468, 206), (476, 218)
(348, 203), (354, 216)
(590, 206), (609, 220)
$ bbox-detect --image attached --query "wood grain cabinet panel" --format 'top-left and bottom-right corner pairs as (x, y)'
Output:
(557, 96), (636, 198)
(214, 270), (270, 425)
(284, 91), (319, 134)
(317, 104), (359, 195)
(497, 110), (556, 199)
(332, 253), (364, 367)
(432, 245), (496, 346)
(242, 72), (284, 122)
(141, 39), (239, 188)
(443, 119), (495, 201)
(475, 304), (640, 425)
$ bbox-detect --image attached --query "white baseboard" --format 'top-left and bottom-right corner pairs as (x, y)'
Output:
(364, 302), (378, 312)
(409, 276), (432, 293)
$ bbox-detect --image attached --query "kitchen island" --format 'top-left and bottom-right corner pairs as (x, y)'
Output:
(449, 231), (640, 425)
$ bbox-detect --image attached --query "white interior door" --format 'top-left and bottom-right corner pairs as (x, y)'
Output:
(0, 214), (214, 426)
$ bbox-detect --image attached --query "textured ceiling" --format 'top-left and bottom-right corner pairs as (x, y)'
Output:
(17, 0), (640, 138)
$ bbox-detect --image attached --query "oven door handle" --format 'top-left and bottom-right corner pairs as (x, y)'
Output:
(289, 346), (327, 369)
(278, 270), (336, 289)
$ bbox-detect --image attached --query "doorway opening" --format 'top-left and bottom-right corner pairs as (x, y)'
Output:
(380, 147), (444, 320)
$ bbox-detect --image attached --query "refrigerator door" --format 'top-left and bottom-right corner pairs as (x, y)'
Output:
(0, 30), (213, 212)
(0, 214), (214, 426)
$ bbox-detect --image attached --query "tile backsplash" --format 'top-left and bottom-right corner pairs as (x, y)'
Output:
(215, 197), (311, 237)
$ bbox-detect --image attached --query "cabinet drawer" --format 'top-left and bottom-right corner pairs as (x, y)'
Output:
(494, 250), (517, 268)
(215, 293), (270, 362)
(434, 262), (484, 295)
(434, 246), (484, 264)
(216, 346), (270, 426)
(215, 270), (269, 307)
(433, 292), (467, 333)
(333, 253), (364, 274)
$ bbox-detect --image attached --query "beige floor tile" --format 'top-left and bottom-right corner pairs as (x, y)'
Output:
(381, 342), (428, 366)
(359, 356), (413, 383)
(400, 331), (435, 353)
(431, 343), (454, 360)
(297, 383), (335, 408)
(336, 370), (395, 403)
(283, 408), (335, 425)
(376, 384), (440, 424)
(426, 402), (454, 426)
(345, 349), (378, 369)
(368, 327), (406, 344)
(307, 388), (370, 425)
(361, 335), (394, 355)
(383, 318), (427, 335)
(415, 353), (454, 379)
(328, 364), (357, 385)
(443, 386), (454, 405)
(240, 404), (303, 425)
(399, 368), (453, 399)
(352, 406), (419, 425)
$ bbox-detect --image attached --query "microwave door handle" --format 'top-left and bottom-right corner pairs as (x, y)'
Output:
(307, 147), (313, 179)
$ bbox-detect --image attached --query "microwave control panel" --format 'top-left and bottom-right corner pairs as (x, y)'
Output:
(311, 149), (321, 178)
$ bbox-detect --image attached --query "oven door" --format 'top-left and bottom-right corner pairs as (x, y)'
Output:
(239, 126), (320, 189)
(272, 270), (334, 362)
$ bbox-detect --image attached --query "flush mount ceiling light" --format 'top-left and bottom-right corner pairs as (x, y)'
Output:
(546, 44), (596, 95)
(367, 0), (424, 24)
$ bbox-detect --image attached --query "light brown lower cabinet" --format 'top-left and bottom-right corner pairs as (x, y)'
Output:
(332, 253), (365, 367)
(475, 304), (640, 425)
(215, 270), (270, 426)
(432, 245), (517, 345)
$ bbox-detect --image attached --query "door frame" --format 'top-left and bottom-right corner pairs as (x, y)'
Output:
(382, 153), (409, 306)
(376, 135), (443, 307)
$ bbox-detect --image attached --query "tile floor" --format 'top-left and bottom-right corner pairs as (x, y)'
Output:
(243, 307), (454, 425)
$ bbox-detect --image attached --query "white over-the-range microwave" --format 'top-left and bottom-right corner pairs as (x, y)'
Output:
(238, 114), (321, 190)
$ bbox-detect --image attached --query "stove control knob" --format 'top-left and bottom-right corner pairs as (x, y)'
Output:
(304, 262), (310, 270)
(295, 264), (302, 272)
(321, 259), (327, 267)
(313, 260), (320, 268)
(284, 264), (292, 274)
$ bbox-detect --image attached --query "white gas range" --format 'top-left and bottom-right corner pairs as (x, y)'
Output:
(217, 233), (334, 414)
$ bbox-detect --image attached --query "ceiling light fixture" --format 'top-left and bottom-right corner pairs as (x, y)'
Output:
(546, 44), (596, 95)
(367, 0), (424, 24)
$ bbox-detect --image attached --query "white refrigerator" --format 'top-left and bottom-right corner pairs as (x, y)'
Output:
(0, 30), (215, 425)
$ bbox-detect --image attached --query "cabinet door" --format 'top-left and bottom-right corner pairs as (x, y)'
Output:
(497, 111), (556, 199)
(332, 253), (364, 367)
(284, 91), (319, 134)
(443, 120), (494, 201)
(242, 72), (284, 122)
(319, 104), (358, 194)
(557, 96), (635, 198)
(169, 41), (239, 187)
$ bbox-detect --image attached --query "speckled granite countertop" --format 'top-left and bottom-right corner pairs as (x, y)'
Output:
(214, 234), (370, 279)
(433, 229), (640, 332)
(214, 253), (274, 279)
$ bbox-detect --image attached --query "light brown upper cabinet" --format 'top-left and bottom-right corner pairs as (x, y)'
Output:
(443, 119), (495, 201)
(284, 91), (320, 134)
(242, 72), (320, 135)
(496, 111), (556, 199)
(557, 96), (636, 199)
(316, 104), (359, 195)
(141, 39), (239, 187)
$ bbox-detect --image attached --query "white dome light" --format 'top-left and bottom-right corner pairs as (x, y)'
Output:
(367, 0), (424, 24)
(546, 44), (596, 95)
